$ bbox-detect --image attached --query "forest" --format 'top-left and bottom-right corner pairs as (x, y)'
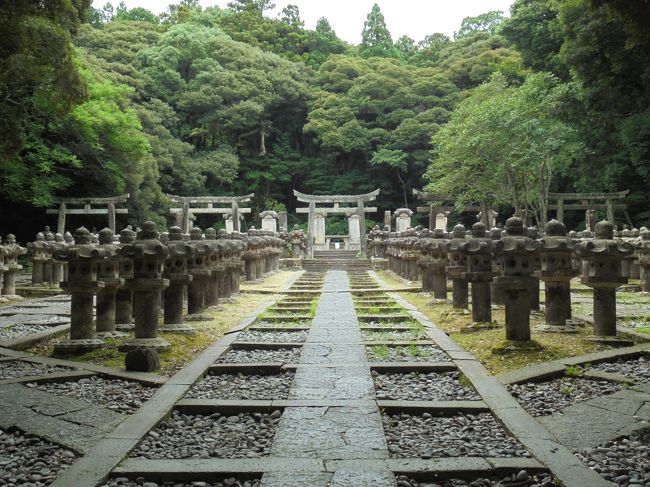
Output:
(1, 0), (649, 239)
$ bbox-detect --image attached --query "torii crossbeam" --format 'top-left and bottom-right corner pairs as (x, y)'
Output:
(167, 194), (253, 234)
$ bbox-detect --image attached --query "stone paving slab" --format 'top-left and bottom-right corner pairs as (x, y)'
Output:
(271, 405), (389, 460)
(289, 365), (375, 400)
(539, 387), (650, 449)
(0, 383), (124, 454)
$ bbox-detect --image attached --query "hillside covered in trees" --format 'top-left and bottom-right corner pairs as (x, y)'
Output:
(1, 0), (649, 238)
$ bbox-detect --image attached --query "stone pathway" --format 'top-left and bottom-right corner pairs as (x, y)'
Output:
(263, 271), (391, 486)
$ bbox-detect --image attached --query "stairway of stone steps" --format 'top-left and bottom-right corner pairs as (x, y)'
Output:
(303, 250), (371, 272)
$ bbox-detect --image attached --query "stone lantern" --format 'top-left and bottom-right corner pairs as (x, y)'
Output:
(204, 228), (224, 307)
(402, 229), (421, 281)
(416, 229), (448, 300)
(446, 224), (469, 309)
(289, 225), (306, 259)
(493, 217), (541, 345)
(0, 239), (7, 302)
(53, 227), (107, 354)
(95, 228), (125, 337)
(489, 227), (505, 306)
(161, 226), (195, 334)
(28, 232), (48, 285)
(577, 220), (634, 340)
(226, 231), (246, 295)
(636, 230), (650, 292)
(2, 234), (26, 299)
(461, 223), (497, 324)
(51, 233), (66, 285)
(536, 220), (579, 332)
(526, 226), (541, 312)
(119, 222), (170, 352)
(242, 231), (259, 282)
(187, 227), (211, 316)
(43, 230), (55, 284)
(116, 228), (136, 329)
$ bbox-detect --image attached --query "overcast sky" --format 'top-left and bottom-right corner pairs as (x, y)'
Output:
(96, 0), (515, 44)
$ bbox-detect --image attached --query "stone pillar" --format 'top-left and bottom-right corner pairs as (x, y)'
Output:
(278, 211), (288, 231)
(489, 227), (505, 306)
(289, 225), (306, 259)
(116, 228), (136, 328)
(204, 228), (222, 307)
(42, 228), (55, 284)
(161, 226), (195, 334)
(119, 222), (171, 351)
(577, 220), (634, 340)
(53, 227), (106, 354)
(446, 225), (469, 309)
(536, 220), (578, 332)
(394, 208), (413, 232)
(2, 235), (26, 299)
(493, 217), (541, 347)
(95, 229), (125, 337)
(187, 228), (211, 316)
(461, 223), (496, 324)
(384, 211), (391, 231)
(313, 213), (326, 249)
(348, 213), (361, 250)
(526, 227), (541, 312)
(0, 242), (7, 302)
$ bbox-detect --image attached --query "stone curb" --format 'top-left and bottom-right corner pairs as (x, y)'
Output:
(0, 323), (70, 350)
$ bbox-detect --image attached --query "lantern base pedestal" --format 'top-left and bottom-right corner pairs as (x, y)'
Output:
(118, 337), (171, 352)
(186, 313), (212, 322)
(492, 340), (543, 354)
(95, 330), (129, 338)
(535, 324), (579, 333)
(116, 322), (135, 331)
(159, 323), (197, 335)
(53, 338), (104, 355)
(585, 335), (634, 346)
(461, 322), (501, 333)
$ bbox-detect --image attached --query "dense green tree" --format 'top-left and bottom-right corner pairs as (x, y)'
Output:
(280, 4), (304, 28)
(0, 0), (91, 206)
(115, 7), (159, 23)
(455, 11), (505, 39)
(227, 0), (275, 14)
(501, 0), (567, 78)
(435, 33), (525, 90)
(359, 4), (399, 59)
(427, 72), (582, 224)
(395, 35), (417, 60)
(406, 33), (451, 67)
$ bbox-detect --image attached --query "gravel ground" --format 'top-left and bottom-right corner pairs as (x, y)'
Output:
(235, 330), (308, 343)
(0, 427), (76, 486)
(103, 479), (260, 487)
(383, 412), (530, 459)
(362, 330), (427, 341)
(254, 320), (311, 328)
(366, 345), (449, 363)
(0, 361), (71, 379)
(30, 376), (157, 414)
(508, 377), (624, 417)
(592, 356), (650, 383)
(373, 371), (481, 401)
(185, 372), (295, 400)
(398, 471), (555, 486)
(0, 324), (54, 341)
(575, 427), (650, 486)
(132, 410), (281, 459)
(214, 347), (301, 364)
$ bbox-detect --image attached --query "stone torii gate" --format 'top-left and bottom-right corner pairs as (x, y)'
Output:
(46, 194), (130, 234)
(293, 189), (380, 258)
(167, 194), (253, 234)
(413, 190), (495, 230)
(548, 190), (631, 229)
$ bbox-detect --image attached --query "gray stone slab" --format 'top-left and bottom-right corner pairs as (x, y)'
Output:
(261, 472), (333, 487)
(330, 469), (396, 487)
(289, 365), (374, 400)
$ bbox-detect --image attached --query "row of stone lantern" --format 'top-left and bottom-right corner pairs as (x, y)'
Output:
(51, 222), (281, 356)
(386, 217), (637, 344)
